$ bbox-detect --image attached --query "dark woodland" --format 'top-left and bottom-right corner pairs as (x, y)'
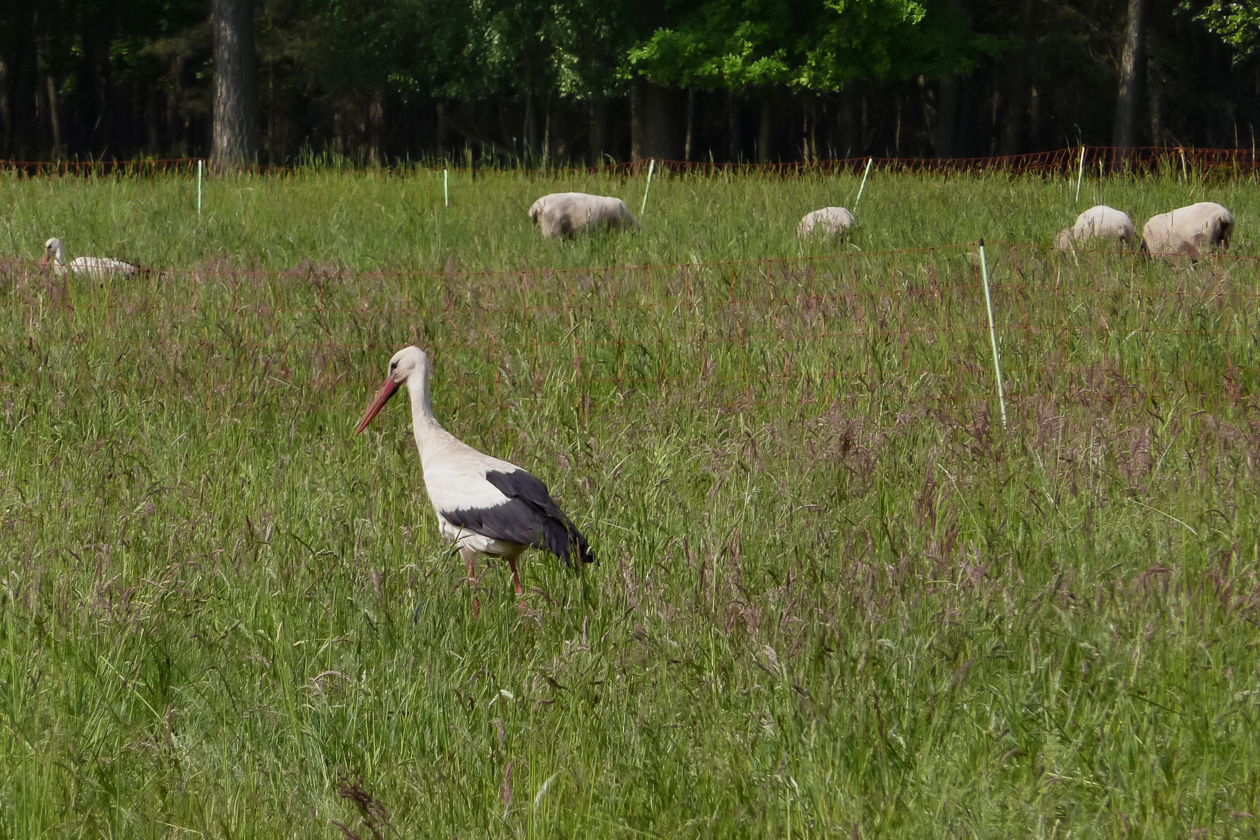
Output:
(1, 0), (1257, 166)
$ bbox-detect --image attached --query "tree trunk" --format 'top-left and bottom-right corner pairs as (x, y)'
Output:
(630, 79), (646, 165)
(542, 93), (550, 169)
(810, 99), (818, 162)
(13, 15), (38, 154)
(894, 91), (902, 156)
(861, 92), (871, 151)
(1000, 0), (1035, 156)
(589, 99), (606, 166)
(167, 56), (183, 154)
(957, 75), (984, 157)
(1112, 0), (1146, 152)
(45, 75), (61, 150)
(7, 6), (38, 156)
(1028, 86), (1040, 147)
(34, 62), (48, 149)
(211, 0), (258, 169)
(436, 100), (449, 158)
(934, 81), (956, 158)
(524, 91), (540, 164)
(1147, 64), (1162, 146)
(0, 59), (10, 154)
(727, 90), (740, 162)
(758, 88), (772, 163)
(146, 86), (159, 154)
(837, 88), (855, 157)
(631, 80), (680, 166)
(684, 86), (694, 161)
(801, 94), (809, 161)
(95, 45), (114, 154)
(367, 95), (383, 164)
(497, 96), (514, 159)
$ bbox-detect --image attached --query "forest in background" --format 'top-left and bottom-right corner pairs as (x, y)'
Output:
(1, 0), (1258, 166)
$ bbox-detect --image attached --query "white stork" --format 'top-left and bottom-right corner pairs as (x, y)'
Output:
(355, 346), (594, 600)
(40, 237), (139, 281)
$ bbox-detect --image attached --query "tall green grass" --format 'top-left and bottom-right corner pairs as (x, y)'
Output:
(0, 163), (1254, 271)
(0, 168), (1258, 838)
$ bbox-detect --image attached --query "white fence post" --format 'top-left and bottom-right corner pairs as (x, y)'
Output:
(853, 157), (874, 211)
(1075, 145), (1085, 202)
(640, 159), (656, 218)
(978, 238), (1008, 430)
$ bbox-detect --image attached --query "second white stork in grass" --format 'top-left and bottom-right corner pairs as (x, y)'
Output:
(355, 346), (594, 600)
(40, 237), (139, 281)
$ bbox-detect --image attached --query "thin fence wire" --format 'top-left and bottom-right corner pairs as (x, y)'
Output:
(2, 147), (1260, 181)
(2, 244), (1256, 420)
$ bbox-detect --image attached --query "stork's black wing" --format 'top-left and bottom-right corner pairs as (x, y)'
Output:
(443, 469), (594, 566)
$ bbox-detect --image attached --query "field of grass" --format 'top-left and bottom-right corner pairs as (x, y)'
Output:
(1, 161), (1257, 270)
(1, 165), (1260, 838)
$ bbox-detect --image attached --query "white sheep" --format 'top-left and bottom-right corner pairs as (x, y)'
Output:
(1054, 205), (1136, 251)
(528, 192), (638, 238)
(1141, 202), (1235, 258)
(798, 207), (857, 238)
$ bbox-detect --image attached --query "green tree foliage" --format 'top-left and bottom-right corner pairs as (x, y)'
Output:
(625, 0), (1002, 92)
(624, 0), (798, 88)
(1, 0), (1258, 160)
(309, 0), (632, 102)
(1181, 0), (1260, 60)
(455, 0), (632, 99)
(315, 0), (460, 97)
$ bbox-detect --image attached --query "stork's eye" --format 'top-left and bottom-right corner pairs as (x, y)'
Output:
(389, 361), (397, 373)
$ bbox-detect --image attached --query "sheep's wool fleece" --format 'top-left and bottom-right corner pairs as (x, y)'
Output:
(798, 207), (857, 238)
(1142, 202), (1234, 257)
(1054, 205), (1136, 250)
(529, 192), (637, 238)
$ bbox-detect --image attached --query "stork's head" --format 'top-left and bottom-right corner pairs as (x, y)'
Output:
(40, 237), (64, 268)
(355, 346), (430, 435)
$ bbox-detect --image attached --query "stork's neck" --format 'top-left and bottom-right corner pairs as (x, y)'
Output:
(406, 363), (447, 461)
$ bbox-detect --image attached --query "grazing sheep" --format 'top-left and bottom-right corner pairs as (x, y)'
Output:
(1054, 205), (1136, 251)
(1141, 202), (1235, 258)
(798, 207), (857, 238)
(529, 192), (638, 238)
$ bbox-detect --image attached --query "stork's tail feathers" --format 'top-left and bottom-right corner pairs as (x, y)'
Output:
(570, 526), (595, 566)
(548, 518), (594, 567)
(480, 469), (595, 568)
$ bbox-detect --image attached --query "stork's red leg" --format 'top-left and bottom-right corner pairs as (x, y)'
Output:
(508, 556), (529, 616)
(507, 556), (523, 596)
(460, 546), (480, 619)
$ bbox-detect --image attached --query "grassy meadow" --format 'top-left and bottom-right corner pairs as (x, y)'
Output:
(1, 164), (1260, 838)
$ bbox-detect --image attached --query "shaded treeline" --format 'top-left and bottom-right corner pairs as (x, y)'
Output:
(0, 0), (1255, 165)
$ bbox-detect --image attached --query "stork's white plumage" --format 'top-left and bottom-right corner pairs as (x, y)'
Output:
(40, 238), (139, 281)
(355, 346), (594, 600)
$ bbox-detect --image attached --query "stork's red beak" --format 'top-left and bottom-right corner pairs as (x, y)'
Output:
(38, 251), (49, 268)
(355, 378), (401, 435)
